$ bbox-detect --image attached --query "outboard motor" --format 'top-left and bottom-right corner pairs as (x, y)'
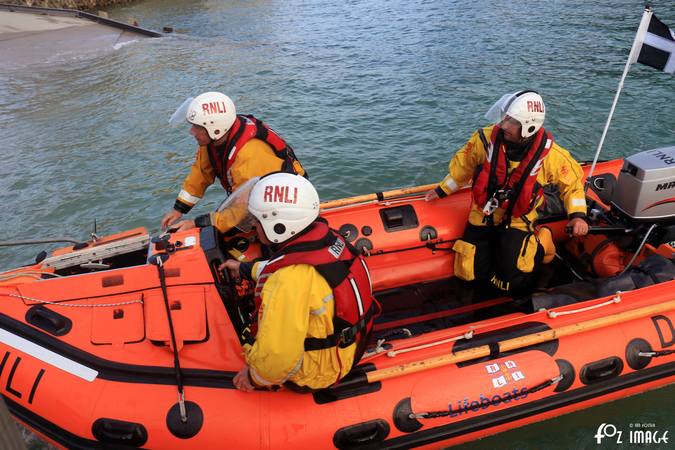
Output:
(612, 145), (675, 224)
(532, 147), (675, 311)
(577, 146), (675, 277)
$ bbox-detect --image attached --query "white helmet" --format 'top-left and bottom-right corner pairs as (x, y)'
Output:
(485, 90), (545, 138)
(248, 173), (320, 243)
(186, 92), (236, 140)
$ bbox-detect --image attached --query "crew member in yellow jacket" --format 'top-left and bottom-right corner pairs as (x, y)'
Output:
(162, 91), (306, 232)
(426, 90), (588, 294)
(221, 174), (377, 392)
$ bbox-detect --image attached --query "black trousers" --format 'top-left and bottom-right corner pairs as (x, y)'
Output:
(459, 224), (544, 296)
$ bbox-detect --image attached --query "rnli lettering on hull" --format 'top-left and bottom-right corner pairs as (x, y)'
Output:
(651, 315), (675, 348)
(0, 351), (44, 404)
(0, 329), (98, 381)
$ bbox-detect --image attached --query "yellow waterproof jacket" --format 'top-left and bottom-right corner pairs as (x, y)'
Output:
(243, 263), (357, 390)
(175, 139), (286, 231)
(436, 125), (586, 231)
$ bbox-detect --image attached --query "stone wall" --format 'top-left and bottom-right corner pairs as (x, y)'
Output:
(3, 0), (137, 11)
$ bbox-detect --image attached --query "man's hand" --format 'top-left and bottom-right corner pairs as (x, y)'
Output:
(161, 210), (183, 230)
(425, 189), (440, 202)
(171, 220), (196, 232)
(566, 217), (589, 237)
(233, 365), (255, 392)
(218, 260), (241, 281)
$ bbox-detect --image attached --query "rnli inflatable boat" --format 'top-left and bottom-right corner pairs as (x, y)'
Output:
(0, 146), (674, 449)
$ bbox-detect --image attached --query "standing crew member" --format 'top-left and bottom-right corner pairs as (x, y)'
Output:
(162, 91), (307, 232)
(222, 173), (378, 392)
(426, 90), (589, 295)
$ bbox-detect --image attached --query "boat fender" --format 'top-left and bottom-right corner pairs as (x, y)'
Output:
(625, 338), (653, 370)
(92, 418), (147, 447)
(25, 305), (71, 337)
(392, 397), (423, 432)
(554, 359), (575, 392)
(333, 419), (390, 449)
(579, 356), (624, 385)
(166, 401), (203, 439)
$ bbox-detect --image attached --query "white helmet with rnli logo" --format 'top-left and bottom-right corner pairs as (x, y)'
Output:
(248, 173), (320, 243)
(186, 92), (236, 140)
(485, 90), (545, 138)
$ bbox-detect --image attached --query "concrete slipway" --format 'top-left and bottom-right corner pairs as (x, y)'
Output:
(0, 3), (161, 66)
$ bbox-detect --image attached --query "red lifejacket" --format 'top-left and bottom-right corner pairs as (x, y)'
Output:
(207, 115), (306, 193)
(472, 125), (553, 225)
(252, 219), (378, 361)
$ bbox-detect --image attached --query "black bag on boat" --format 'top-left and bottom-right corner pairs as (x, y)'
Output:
(595, 254), (675, 298)
(530, 254), (674, 311)
(530, 281), (596, 311)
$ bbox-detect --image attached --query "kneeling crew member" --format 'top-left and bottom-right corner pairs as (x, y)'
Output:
(426, 90), (588, 294)
(162, 91), (307, 233)
(223, 173), (378, 392)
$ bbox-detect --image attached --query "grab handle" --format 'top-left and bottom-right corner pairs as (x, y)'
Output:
(580, 356), (624, 384)
(333, 419), (390, 449)
(92, 418), (147, 447)
(25, 306), (72, 336)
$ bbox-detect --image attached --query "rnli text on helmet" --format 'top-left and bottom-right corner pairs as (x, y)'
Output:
(526, 100), (544, 113)
(201, 101), (229, 115)
(264, 185), (298, 204)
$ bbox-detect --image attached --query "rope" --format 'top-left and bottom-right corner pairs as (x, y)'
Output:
(363, 239), (454, 257)
(409, 374), (563, 419)
(154, 256), (188, 423)
(0, 292), (142, 308)
(362, 329), (412, 359)
(387, 330), (474, 358)
(546, 293), (621, 318)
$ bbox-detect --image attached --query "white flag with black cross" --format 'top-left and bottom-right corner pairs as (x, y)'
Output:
(631, 9), (675, 74)
(586, 6), (674, 190)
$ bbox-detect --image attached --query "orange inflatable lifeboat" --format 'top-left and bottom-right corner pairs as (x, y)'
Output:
(0, 148), (674, 450)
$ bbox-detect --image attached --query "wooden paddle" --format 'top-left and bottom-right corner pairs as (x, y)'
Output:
(366, 299), (675, 383)
(320, 183), (436, 210)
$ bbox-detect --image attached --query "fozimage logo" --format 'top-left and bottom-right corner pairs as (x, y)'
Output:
(595, 422), (670, 445)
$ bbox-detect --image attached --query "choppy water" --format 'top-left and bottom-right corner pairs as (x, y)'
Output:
(1, 0), (674, 448)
